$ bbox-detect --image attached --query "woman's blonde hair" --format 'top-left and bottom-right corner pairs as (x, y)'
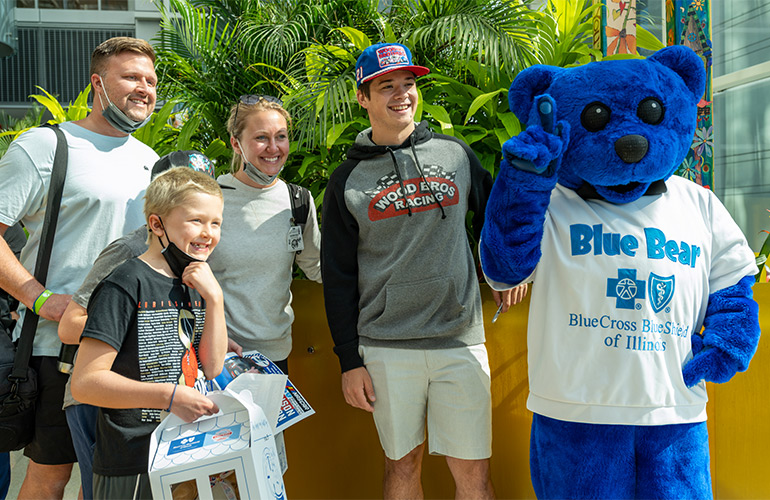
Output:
(144, 167), (223, 242)
(227, 97), (292, 175)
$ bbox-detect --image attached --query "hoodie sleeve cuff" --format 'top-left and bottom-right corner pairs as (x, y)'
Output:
(334, 342), (365, 373)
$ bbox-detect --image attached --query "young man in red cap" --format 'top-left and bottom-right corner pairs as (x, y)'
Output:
(321, 42), (527, 499)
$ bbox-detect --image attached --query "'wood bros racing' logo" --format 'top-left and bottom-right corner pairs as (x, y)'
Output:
(366, 165), (459, 221)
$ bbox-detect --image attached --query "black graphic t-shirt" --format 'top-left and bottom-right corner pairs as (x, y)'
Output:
(81, 257), (206, 476)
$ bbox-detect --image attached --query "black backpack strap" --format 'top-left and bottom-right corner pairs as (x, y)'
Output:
(287, 182), (311, 256)
(287, 182), (311, 230)
(10, 123), (68, 382)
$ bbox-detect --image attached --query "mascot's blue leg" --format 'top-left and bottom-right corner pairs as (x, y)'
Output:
(531, 415), (712, 499)
(635, 422), (712, 500)
(530, 414), (635, 499)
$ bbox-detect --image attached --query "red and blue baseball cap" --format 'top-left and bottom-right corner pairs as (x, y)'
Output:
(355, 43), (430, 87)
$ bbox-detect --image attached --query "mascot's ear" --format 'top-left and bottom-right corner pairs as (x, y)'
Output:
(648, 45), (706, 104)
(508, 65), (563, 122)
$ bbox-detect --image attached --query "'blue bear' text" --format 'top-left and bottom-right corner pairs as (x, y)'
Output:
(570, 224), (700, 268)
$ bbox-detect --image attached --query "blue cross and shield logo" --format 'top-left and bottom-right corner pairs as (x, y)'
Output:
(648, 273), (675, 313)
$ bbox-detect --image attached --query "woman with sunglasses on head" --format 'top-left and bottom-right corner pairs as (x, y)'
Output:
(207, 95), (321, 375)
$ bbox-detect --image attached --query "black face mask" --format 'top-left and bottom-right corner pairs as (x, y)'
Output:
(157, 217), (203, 277)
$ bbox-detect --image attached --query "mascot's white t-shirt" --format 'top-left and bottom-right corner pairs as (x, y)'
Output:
(496, 176), (756, 426)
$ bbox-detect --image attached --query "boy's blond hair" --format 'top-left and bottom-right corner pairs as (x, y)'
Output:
(226, 98), (292, 175)
(144, 167), (222, 242)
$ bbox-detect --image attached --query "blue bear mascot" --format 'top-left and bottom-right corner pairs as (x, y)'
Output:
(480, 45), (760, 499)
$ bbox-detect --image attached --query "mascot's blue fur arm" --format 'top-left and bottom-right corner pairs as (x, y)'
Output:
(682, 275), (761, 387)
(480, 161), (554, 285)
(480, 114), (568, 286)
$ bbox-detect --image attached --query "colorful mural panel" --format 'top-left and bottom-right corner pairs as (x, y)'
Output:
(594, 0), (638, 55)
(667, 0), (713, 190)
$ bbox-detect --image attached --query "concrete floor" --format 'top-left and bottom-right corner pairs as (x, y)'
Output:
(7, 450), (82, 499)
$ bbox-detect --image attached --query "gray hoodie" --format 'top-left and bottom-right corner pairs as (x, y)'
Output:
(321, 121), (493, 372)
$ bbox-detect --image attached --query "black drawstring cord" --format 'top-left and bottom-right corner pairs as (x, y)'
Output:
(410, 138), (446, 219)
(387, 147), (412, 217)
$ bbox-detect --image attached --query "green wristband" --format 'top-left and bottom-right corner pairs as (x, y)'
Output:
(32, 289), (53, 315)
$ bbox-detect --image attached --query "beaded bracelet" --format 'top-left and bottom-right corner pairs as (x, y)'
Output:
(167, 384), (178, 411)
(32, 289), (53, 315)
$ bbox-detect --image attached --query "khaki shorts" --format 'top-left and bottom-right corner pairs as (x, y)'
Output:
(360, 344), (492, 461)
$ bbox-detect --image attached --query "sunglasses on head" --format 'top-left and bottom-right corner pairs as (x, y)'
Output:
(233, 94), (284, 131)
(240, 94), (283, 106)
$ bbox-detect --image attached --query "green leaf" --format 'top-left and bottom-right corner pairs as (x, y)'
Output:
(464, 89), (505, 125)
(68, 85), (92, 121)
(336, 28), (371, 51)
(298, 153), (320, 177)
(602, 53), (646, 61)
(30, 87), (66, 123)
(203, 138), (229, 160)
(498, 112), (521, 137)
(152, 101), (177, 140)
(177, 114), (202, 150)
(456, 126), (488, 145)
(422, 103), (454, 135)
(636, 25), (665, 52)
(383, 23), (397, 44)
(0, 129), (26, 141)
(480, 153), (496, 178)
(325, 121), (353, 149)
(414, 87), (424, 122)
(757, 229), (770, 282)
(494, 127), (511, 147)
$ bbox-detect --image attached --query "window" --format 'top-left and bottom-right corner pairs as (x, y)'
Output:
(712, 1), (770, 250)
(16, 0), (129, 10)
(0, 26), (135, 104)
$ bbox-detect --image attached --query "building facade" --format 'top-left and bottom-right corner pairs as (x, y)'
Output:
(0, 0), (162, 115)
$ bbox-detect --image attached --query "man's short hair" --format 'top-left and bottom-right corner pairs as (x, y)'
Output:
(90, 37), (156, 77)
(144, 167), (222, 227)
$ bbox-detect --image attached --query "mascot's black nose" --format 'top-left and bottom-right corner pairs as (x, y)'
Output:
(614, 135), (648, 163)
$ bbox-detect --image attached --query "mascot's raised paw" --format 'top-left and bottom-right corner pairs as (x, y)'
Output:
(501, 95), (570, 177)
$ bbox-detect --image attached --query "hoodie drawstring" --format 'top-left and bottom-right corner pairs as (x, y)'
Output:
(386, 147), (412, 217)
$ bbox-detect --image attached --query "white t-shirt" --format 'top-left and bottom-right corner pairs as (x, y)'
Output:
(207, 174), (321, 361)
(487, 176), (756, 425)
(0, 122), (157, 356)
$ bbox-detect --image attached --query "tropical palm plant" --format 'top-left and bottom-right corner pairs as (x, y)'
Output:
(0, 105), (45, 158)
(154, 0), (245, 146)
(0, 84), (91, 153)
(152, 0), (664, 197)
(285, 0), (543, 148)
(154, 0), (382, 145)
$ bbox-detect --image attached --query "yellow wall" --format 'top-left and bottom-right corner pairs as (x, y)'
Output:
(282, 281), (769, 499)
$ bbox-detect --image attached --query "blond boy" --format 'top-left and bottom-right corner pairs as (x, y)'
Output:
(72, 167), (227, 499)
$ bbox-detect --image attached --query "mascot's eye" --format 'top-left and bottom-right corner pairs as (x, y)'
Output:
(637, 97), (665, 125)
(581, 102), (611, 132)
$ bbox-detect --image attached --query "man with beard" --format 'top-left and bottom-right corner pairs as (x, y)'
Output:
(0, 37), (159, 499)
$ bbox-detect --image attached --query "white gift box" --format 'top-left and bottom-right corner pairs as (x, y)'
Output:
(148, 387), (286, 500)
